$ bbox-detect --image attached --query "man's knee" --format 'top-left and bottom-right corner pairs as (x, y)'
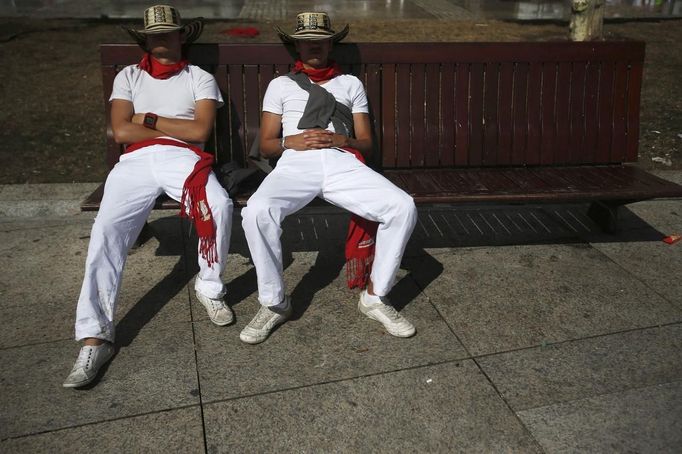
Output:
(209, 189), (233, 217)
(392, 193), (418, 226)
(242, 196), (280, 228)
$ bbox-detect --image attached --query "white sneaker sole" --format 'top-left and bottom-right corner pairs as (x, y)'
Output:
(364, 311), (416, 337)
(239, 330), (268, 345)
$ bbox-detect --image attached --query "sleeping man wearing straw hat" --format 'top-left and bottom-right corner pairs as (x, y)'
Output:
(240, 12), (418, 345)
(64, 5), (234, 388)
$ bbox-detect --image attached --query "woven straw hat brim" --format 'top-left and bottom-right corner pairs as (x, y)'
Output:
(124, 18), (204, 47)
(275, 24), (349, 44)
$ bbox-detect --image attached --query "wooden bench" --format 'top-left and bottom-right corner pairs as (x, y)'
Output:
(83, 41), (682, 232)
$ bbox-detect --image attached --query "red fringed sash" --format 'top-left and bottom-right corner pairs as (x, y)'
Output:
(125, 138), (218, 267)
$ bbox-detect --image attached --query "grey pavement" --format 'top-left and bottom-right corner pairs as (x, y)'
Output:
(0, 172), (680, 452)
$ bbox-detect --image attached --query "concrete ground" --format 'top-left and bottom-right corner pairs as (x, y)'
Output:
(0, 172), (680, 453)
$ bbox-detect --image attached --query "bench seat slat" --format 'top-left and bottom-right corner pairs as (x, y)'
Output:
(384, 165), (682, 204)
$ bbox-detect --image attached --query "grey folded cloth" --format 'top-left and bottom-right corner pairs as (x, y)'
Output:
(248, 71), (355, 173)
(287, 71), (354, 138)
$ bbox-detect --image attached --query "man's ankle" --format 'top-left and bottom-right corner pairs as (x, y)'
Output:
(83, 338), (106, 347)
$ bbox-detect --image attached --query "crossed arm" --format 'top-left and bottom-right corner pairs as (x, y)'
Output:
(110, 98), (218, 145)
(259, 111), (373, 159)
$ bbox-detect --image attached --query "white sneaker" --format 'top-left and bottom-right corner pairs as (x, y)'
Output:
(358, 290), (416, 338)
(63, 342), (115, 388)
(240, 296), (292, 344)
(196, 290), (234, 326)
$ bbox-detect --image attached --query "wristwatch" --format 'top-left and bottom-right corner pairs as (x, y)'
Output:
(143, 112), (158, 129)
(281, 136), (287, 150)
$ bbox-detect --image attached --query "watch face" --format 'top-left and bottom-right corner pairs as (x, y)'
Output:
(144, 115), (155, 126)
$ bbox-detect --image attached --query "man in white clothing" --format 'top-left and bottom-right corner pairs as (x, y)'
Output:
(240, 12), (418, 344)
(64, 5), (234, 388)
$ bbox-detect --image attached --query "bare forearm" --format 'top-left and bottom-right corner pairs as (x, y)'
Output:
(154, 117), (212, 143)
(112, 122), (163, 144)
(260, 137), (285, 159)
(345, 137), (373, 158)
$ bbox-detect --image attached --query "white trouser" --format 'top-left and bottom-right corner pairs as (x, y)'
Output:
(75, 145), (233, 341)
(242, 148), (417, 306)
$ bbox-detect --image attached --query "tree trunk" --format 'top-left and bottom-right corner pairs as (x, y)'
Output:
(570, 0), (604, 41)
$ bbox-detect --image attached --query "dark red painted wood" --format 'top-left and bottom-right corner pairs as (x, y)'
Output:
(411, 63), (426, 167)
(498, 62), (514, 166)
(569, 62), (587, 164)
(526, 62), (543, 165)
(555, 62), (572, 164)
(469, 63), (485, 166)
(611, 62), (629, 163)
(454, 63), (470, 166)
(583, 61), (600, 163)
(381, 63), (397, 168)
(596, 62), (615, 163)
(228, 64), (246, 165)
(89, 41), (679, 214)
(383, 165), (681, 204)
(540, 62), (557, 165)
(440, 63), (456, 166)
(364, 63), (383, 168)
(483, 62), (499, 166)
(396, 64), (411, 167)
(511, 62), (529, 165)
(625, 61), (643, 162)
(424, 64), (441, 167)
(243, 66), (260, 159)
(213, 65), (229, 163)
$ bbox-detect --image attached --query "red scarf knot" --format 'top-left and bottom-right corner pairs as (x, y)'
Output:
(293, 59), (343, 83)
(138, 53), (189, 80)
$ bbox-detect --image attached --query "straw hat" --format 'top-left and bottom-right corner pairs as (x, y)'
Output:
(275, 12), (349, 43)
(124, 5), (204, 46)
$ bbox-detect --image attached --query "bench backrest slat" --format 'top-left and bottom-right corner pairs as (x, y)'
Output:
(101, 41), (645, 170)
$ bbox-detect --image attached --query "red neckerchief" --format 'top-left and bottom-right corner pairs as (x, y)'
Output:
(293, 59), (342, 83)
(125, 138), (218, 267)
(138, 53), (189, 79)
(342, 147), (379, 290)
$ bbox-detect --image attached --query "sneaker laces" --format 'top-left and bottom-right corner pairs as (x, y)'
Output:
(208, 298), (224, 312)
(249, 305), (276, 327)
(74, 346), (94, 370)
(379, 302), (401, 321)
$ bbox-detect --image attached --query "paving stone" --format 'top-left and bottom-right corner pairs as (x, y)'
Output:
(0, 217), (193, 348)
(0, 322), (198, 439)
(411, 243), (679, 356)
(203, 360), (542, 453)
(195, 250), (466, 402)
(587, 222), (682, 310)
(0, 406), (204, 453)
(477, 324), (682, 410)
(518, 380), (682, 453)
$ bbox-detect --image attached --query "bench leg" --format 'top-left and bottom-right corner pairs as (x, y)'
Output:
(587, 201), (623, 233)
(131, 221), (154, 250)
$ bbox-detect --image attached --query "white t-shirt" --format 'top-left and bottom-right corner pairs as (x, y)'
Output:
(262, 74), (369, 138)
(110, 64), (224, 123)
